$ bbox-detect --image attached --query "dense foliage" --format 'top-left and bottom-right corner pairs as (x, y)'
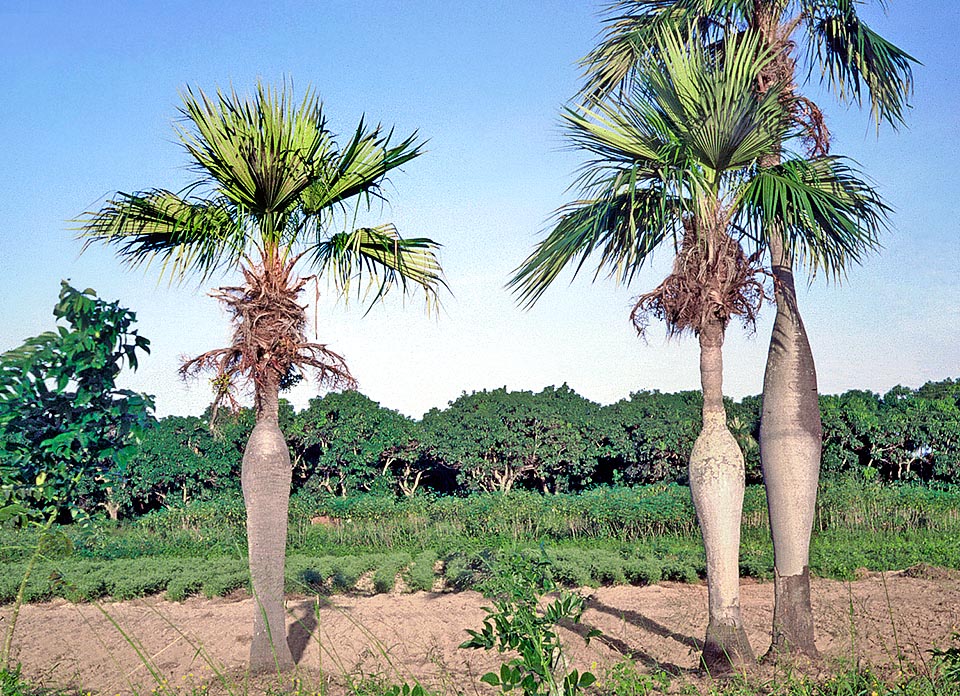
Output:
(0, 283), (153, 523)
(87, 379), (960, 516)
(290, 391), (418, 497)
(2, 353), (957, 520)
(421, 385), (606, 494)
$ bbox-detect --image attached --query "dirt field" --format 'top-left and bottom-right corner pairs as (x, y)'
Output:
(4, 566), (960, 695)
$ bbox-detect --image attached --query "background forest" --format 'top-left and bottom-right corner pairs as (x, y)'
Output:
(6, 378), (954, 520)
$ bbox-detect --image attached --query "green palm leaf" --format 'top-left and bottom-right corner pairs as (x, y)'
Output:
(512, 27), (793, 308)
(563, 101), (669, 165)
(584, 1), (918, 130)
(301, 121), (424, 217)
(81, 83), (443, 309)
(510, 183), (682, 309)
(807, 2), (918, 127)
(78, 189), (247, 283)
(177, 83), (333, 228)
(648, 28), (786, 172)
(579, 0), (750, 101)
(737, 155), (889, 278)
(311, 224), (446, 311)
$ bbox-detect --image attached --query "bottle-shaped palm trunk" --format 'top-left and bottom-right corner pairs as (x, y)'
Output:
(690, 316), (755, 673)
(759, 233), (821, 660)
(242, 373), (295, 672)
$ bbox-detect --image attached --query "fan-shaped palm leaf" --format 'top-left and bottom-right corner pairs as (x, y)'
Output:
(311, 224), (446, 311)
(510, 184), (682, 308)
(512, 28), (790, 308)
(579, 0), (748, 100)
(78, 189), (247, 283)
(301, 121), (424, 217)
(737, 155), (888, 278)
(586, 1), (917, 130)
(178, 84), (334, 226)
(649, 28), (786, 172)
(806, 1), (917, 127)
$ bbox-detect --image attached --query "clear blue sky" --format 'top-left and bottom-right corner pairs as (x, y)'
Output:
(2, 1), (957, 418)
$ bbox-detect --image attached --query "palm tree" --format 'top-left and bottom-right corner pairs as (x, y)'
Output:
(79, 84), (445, 673)
(510, 29), (886, 673)
(579, 0), (915, 659)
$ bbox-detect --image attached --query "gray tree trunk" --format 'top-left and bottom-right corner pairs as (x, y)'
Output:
(691, 317), (755, 674)
(760, 232), (821, 660)
(242, 373), (295, 673)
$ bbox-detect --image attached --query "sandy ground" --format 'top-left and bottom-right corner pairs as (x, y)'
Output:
(4, 566), (960, 695)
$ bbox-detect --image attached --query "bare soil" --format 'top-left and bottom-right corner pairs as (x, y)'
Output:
(4, 566), (960, 695)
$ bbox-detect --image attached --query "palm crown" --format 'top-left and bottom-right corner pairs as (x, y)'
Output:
(580, 0), (917, 130)
(509, 29), (888, 312)
(80, 83), (446, 403)
(80, 83), (444, 304)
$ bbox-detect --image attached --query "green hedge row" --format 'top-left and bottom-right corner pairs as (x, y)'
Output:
(3, 524), (958, 604)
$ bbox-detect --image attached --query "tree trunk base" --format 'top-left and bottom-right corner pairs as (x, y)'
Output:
(242, 418), (295, 674)
(763, 566), (819, 662)
(248, 594), (296, 674)
(701, 619), (755, 675)
(249, 643), (296, 675)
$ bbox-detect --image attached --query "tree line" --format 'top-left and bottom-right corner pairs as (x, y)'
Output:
(86, 379), (956, 517)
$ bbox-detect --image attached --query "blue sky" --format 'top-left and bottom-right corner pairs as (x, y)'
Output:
(1, 0), (957, 418)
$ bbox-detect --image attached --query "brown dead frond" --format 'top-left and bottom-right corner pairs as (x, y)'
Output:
(631, 217), (767, 339)
(180, 255), (356, 416)
(795, 95), (830, 157)
(755, 20), (830, 158)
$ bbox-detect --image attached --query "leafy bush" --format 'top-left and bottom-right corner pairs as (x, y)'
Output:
(372, 553), (413, 593)
(0, 282), (153, 522)
(623, 557), (662, 585)
(461, 550), (599, 696)
(405, 549), (439, 592)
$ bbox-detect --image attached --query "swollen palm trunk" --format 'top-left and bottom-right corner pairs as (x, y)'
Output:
(242, 382), (295, 672)
(760, 236), (821, 659)
(691, 319), (754, 673)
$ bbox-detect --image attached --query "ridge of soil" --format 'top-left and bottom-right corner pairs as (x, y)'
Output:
(3, 567), (959, 695)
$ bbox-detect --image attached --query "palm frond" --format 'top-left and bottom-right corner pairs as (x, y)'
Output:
(563, 101), (670, 166)
(301, 120), (424, 216)
(579, 0), (750, 100)
(514, 28), (793, 309)
(177, 82), (333, 233)
(77, 190), (247, 283)
(310, 224), (446, 312)
(806, 2), (918, 128)
(650, 28), (788, 172)
(737, 155), (889, 279)
(509, 181), (683, 309)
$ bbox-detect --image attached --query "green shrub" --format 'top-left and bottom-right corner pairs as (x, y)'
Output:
(587, 549), (628, 585)
(105, 559), (177, 600)
(660, 557), (700, 584)
(165, 574), (204, 602)
(61, 563), (110, 602)
(406, 549), (438, 592)
(443, 550), (494, 591)
(372, 553), (412, 593)
(286, 555), (334, 593)
(547, 550), (593, 588)
(624, 557), (661, 586)
(462, 550), (599, 696)
(331, 554), (380, 591)
(200, 562), (248, 597)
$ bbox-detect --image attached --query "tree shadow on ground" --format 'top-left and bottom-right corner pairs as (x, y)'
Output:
(287, 597), (327, 664)
(566, 596), (704, 676)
